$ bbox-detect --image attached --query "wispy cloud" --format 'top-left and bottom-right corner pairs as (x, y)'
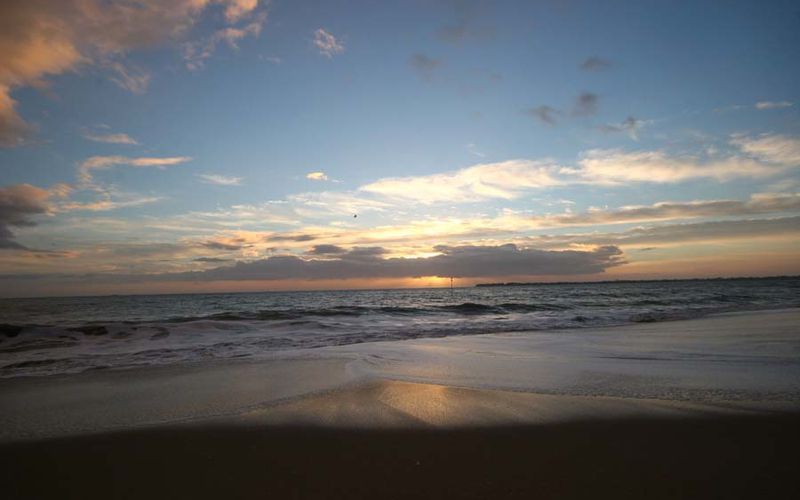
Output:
(755, 101), (793, 110)
(409, 53), (443, 80)
(287, 191), (390, 217)
(580, 56), (613, 71)
(525, 105), (560, 126)
(541, 193), (800, 227)
(61, 195), (162, 212)
(466, 143), (486, 158)
(199, 174), (243, 186)
(313, 28), (345, 58)
(436, 0), (495, 44)
(78, 156), (192, 185)
(597, 116), (647, 140)
(575, 148), (784, 184)
(82, 129), (138, 145)
(107, 62), (152, 94)
(523, 216), (800, 249)
(730, 133), (800, 166)
(183, 11), (266, 71)
(572, 92), (599, 116)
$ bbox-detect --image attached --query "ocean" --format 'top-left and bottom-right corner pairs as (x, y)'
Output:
(1, 277), (798, 378)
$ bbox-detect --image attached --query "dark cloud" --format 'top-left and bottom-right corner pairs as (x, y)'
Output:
(409, 53), (443, 80)
(307, 244), (346, 255)
(266, 233), (318, 242)
(436, 0), (495, 43)
(525, 106), (560, 126)
(194, 257), (231, 263)
(437, 23), (495, 43)
(201, 240), (245, 251)
(165, 244), (624, 281)
(580, 56), (613, 71)
(343, 246), (388, 258)
(598, 116), (645, 139)
(572, 92), (599, 116)
(0, 184), (51, 249)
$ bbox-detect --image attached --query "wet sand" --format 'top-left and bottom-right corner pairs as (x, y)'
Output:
(2, 414), (799, 499)
(2, 309), (799, 498)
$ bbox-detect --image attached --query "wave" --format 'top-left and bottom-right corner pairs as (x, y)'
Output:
(2, 278), (798, 378)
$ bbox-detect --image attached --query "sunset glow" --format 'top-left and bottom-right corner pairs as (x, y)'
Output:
(1, 0), (798, 297)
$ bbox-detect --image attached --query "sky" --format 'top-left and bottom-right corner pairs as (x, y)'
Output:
(1, 0), (799, 297)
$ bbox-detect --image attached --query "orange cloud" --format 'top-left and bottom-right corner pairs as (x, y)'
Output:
(0, 0), (264, 146)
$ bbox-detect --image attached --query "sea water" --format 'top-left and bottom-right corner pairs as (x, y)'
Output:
(1, 277), (798, 378)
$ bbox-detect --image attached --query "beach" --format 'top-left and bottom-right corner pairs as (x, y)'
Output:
(2, 308), (799, 498)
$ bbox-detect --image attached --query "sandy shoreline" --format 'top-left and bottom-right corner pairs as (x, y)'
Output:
(2, 308), (800, 498)
(1, 308), (799, 442)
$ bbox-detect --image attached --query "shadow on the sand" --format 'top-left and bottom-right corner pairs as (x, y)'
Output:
(2, 414), (799, 500)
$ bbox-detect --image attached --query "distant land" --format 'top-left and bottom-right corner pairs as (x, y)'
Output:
(474, 275), (800, 287)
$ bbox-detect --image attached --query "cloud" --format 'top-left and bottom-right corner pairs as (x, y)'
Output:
(0, 0), (264, 146)
(266, 233), (318, 242)
(107, 61), (152, 94)
(0, 184), (59, 249)
(541, 193), (800, 227)
(597, 116), (646, 140)
(201, 238), (246, 251)
(575, 148), (785, 184)
(223, 0), (260, 23)
(287, 191), (390, 217)
(313, 28), (344, 58)
(436, 0), (495, 44)
(78, 155), (192, 184)
(183, 11), (266, 71)
(730, 134), (800, 166)
(307, 244), (346, 255)
(437, 24), (495, 43)
(194, 257), (231, 263)
(580, 56), (613, 71)
(360, 160), (564, 204)
(525, 216), (800, 250)
(0, 90), (33, 147)
(466, 143), (486, 158)
(409, 53), (443, 80)
(199, 174), (243, 186)
(60, 195), (161, 212)
(245, 193), (800, 255)
(572, 92), (599, 116)
(755, 101), (793, 110)
(168, 244), (625, 281)
(54, 155), (189, 213)
(306, 171), (330, 181)
(525, 106), (560, 126)
(82, 130), (138, 145)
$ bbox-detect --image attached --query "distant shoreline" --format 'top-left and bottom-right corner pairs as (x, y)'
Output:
(474, 274), (800, 287)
